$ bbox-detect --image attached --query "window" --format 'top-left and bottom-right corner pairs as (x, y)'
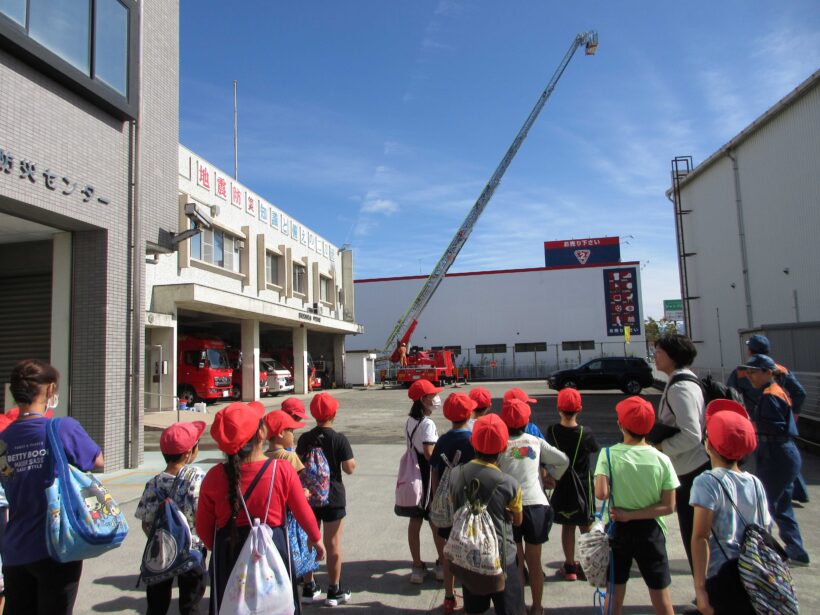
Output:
(293, 262), (306, 295)
(562, 340), (596, 351)
(514, 342), (547, 352)
(586, 360), (603, 371)
(432, 345), (462, 356)
(265, 252), (281, 286)
(191, 226), (241, 273)
(319, 276), (331, 302)
(476, 344), (506, 354)
(0, 0), (137, 118)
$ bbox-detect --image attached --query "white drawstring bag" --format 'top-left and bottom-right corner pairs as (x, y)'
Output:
(219, 460), (295, 615)
(577, 518), (611, 588)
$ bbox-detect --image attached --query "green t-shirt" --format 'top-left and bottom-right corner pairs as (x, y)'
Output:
(594, 442), (680, 533)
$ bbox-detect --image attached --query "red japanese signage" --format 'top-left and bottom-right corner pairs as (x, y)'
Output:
(196, 162), (211, 190)
(603, 267), (640, 336)
(230, 183), (242, 208)
(214, 173), (228, 200)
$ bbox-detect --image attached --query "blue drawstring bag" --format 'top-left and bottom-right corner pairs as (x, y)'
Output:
(286, 510), (318, 578)
(45, 418), (128, 562)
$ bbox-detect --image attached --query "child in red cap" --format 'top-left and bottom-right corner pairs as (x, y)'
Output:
(690, 400), (771, 615)
(546, 387), (600, 581)
(594, 396), (679, 615)
(398, 379), (444, 585)
(498, 399), (568, 614)
(448, 414), (525, 615)
(265, 410), (307, 470)
(295, 393), (356, 606)
(196, 402), (324, 614)
(429, 393), (477, 614)
(136, 421), (207, 615)
(467, 386), (492, 430)
(503, 387), (545, 439)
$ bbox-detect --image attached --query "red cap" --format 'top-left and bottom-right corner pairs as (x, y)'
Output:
(706, 411), (757, 460)
(408, 379), (443, 401)
(310, 392), (340, 422)
(264, 410), (305, 437)
(705, 399), (749, 422)
(248, 400), (266, 415)
(210, 402), (265, 455)
(468, 387), (492, 409)
(443, 393), (477, 423)
(503, 387), (537, 405)
(616, 396), (655, 436)
(501, 398), (531, 429)
(280, 397), (307, 419)
(557, 388), (582, 413)
(471, 414), (509, 455)
(160, 421), (206, 455)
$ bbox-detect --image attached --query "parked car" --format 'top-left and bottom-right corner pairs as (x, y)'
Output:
(548, 357), (654, 395)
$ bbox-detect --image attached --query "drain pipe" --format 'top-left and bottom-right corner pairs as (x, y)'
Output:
(727, 149), (753, 328)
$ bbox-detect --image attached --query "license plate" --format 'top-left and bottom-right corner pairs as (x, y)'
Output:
(222, 390), (230, 398)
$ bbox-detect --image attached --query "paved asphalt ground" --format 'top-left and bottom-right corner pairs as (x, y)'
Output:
(76, 381), (820, 614)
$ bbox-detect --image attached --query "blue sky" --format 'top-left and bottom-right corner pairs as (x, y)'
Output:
(179, 1), (820, 319)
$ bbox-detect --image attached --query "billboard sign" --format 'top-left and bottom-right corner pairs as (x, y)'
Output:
(603, 267), (640, 336)
(664, 299), (684, 322)
(545, 236), (620, 267)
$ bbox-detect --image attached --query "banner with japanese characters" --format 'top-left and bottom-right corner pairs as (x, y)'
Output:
(603, 267), (640, 336)
(545, 236), (620, 267)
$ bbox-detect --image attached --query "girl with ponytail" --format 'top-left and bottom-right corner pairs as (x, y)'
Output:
(196, 402), (324, 614)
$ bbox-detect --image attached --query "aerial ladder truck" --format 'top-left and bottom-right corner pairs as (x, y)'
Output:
(384, 31), (599, 386)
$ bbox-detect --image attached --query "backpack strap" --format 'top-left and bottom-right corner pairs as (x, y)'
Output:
(570, 426), (584, 468)
(243, 458), (275, 501)
(662, 372), (704, 419)
(407, 419), (423, 452)
(239, 459), (278, 526)
(605, 446), (615, 511)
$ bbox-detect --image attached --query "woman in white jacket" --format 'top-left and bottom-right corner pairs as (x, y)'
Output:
(652, 334), (709, 574)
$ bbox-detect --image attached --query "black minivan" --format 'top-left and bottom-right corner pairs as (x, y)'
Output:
(548, 357), (655, 395)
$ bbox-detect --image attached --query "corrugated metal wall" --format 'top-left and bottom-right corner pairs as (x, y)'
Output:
(0, 274), (52, 408)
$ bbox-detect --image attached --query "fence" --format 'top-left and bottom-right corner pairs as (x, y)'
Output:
(379, 341), (652, 382)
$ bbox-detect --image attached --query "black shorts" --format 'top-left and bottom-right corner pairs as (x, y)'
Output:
(512, 504), (553, 545)
(610, 519), (671, 590)
(437, 526), (451, 540)
(462, 560), (524, 615)
(312, 506), (346, 524)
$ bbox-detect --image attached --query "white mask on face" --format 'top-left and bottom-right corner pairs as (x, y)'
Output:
(423, 395), (442, 412)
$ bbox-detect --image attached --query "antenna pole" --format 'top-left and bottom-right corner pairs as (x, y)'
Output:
(233, 80), (238, 180)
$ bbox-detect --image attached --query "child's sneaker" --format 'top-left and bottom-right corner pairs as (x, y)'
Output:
(434, 560), (444, 581)
(442, 595), (457, 614)
(557, 562), (577, 581)
(301, 581), (322, 603)
(410, 563), (426, 584)
(573, 561), (586, 581)
(325, 586), (351, 607)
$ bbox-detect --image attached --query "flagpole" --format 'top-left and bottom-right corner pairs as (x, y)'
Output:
(233, 80), (238, 180)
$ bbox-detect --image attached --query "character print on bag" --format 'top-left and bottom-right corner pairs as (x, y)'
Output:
(510, 446), (536, 460)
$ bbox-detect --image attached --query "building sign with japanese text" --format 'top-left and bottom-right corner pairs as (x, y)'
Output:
(0, 145), (110, 206)
(603, 267), (640, 336)
(663, 299), (683, 322)
(545, 236), (620, 267)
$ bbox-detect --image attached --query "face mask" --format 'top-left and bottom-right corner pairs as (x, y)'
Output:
(47, 392), (59, 410)
(423, 395), (442, 412)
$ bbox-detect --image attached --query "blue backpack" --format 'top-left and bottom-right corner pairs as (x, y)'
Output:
(138, 468), (203, 586)
(45, 418), (128, 562)
(301, 433), (331, 507)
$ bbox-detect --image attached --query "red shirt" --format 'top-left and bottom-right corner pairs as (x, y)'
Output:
(195, 459), (321, 549)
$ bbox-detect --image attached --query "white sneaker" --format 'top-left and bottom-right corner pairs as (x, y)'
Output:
(410, 564), (426, 584)
(434, 561), (444, 581)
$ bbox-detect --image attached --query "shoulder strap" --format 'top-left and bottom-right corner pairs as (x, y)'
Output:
(570, 426), (584, 467)
(663, 372), (704, 417)
(710, 473), (748, 527)
(407, 419), (422, 450)
(243, 458), (274, 501)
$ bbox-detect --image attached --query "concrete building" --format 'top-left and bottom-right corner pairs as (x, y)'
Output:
(144, 146), (361, 407)
(668, 70), (820, 380)
(0, 0), (179, 469)
(352, 251), (646, 379)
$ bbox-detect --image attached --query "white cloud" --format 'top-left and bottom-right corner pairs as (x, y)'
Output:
(361, 198), (399, 215)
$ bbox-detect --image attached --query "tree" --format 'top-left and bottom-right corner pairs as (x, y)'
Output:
(644, 317), (678, 343)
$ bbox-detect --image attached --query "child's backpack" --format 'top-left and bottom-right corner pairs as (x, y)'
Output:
(138, 468), (203, 586)
(286, 509), (319, 579)
(578, 447), (615, 592)
(443, 469), (505, 595)
(549, 426), (592, 524)
(45, 418), (129, 562)
(394, 420), (424, 516)
(428, 449), (461, 528)
(300, 432), (331, 507)
(219, 460), (295, 615)
(710, 475), (798, 615)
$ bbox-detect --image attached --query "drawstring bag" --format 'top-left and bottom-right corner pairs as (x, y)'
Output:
(45, 418), (128, 562)
(394, 421), (424, 516)
(578, 447), (615, 591)
(286, 509), (318, 579)
(219, 460), (294, 615)
(429, 449), (461, 528)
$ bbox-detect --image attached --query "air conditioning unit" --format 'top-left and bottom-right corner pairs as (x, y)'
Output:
(235, 239), (245, 250)
(211, 205), (221, 217)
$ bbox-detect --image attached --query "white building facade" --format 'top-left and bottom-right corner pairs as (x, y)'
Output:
(352, 260), (646, 379)
(669, 70), (820, 378)
(145, 146), (361, 406)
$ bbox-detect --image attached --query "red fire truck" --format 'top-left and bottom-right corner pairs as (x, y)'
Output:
(391, 321), (456, 387)
(227, 348), (270, 401)
(177, 335), (233, 403)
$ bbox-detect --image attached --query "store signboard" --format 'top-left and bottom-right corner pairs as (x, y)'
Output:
(603, 267), (640, 336)
(664, 299), (683, 322)
(545, 236), (620, 267)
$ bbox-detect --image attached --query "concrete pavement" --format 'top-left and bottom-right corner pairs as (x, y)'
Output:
(76, 382), (820, 613)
